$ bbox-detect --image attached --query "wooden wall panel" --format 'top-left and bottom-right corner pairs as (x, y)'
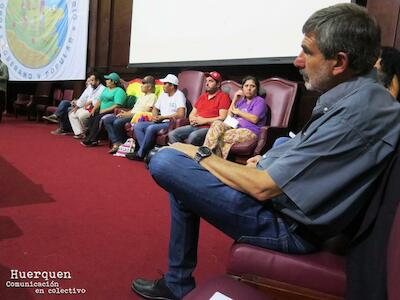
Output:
(367, 0), (400, 47)
(94, 0), (112, 71)
(109, 0), (132, 74)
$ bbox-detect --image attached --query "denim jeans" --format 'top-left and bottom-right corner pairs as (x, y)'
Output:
(133, 121), (169, 158)
(55, 100), (72, 131)
(273, 136), (291, 147)
(168, 125), (209, 146)
(103, 115), (131, 144)
(148, 149), (317, 298)
(85, 112), (110, 142)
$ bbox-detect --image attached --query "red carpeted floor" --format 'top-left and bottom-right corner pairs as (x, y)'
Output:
(0, 116), (232, 300)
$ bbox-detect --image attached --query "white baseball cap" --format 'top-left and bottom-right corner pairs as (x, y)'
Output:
(160, 74), (179, 86)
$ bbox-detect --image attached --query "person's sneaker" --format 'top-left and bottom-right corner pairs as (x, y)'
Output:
(131, 276), (178, 300)
(73, 133), (85, 139)
(50, 128), (68, 135)
(80, 140), (99, 147)
(43, 114), (59, 123)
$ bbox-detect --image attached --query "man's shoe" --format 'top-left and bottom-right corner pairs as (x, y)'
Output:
(50, 128), (68, 135)
(126, 152), (143, 161)
(132, 277), (178, 300)
(80, 140), (98, 147)
(43, 114), (59, 123)
(73, 133), (85, 139)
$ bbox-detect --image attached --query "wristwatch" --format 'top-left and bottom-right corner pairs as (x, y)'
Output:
(194, 146), (212, 163)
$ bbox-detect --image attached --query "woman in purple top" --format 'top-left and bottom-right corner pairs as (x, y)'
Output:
(203, 76), (267, 159)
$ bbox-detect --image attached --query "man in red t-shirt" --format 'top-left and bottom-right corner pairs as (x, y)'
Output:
(168, 71), (231, 145)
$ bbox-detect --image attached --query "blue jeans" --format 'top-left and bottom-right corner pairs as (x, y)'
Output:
(55, 100), (72, 131)
(168, 125), (209, 146)
(133, 121), (169, 158)
(148, 149), (317, 298)
(103, 115), (132, 144)
(273, 136), (291, 147)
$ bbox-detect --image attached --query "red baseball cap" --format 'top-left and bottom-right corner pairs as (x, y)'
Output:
(205, 71), (222, 83)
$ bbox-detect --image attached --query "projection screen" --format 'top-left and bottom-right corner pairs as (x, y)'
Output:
(0, 0), (89, 81)
(129, 0), (353, 67)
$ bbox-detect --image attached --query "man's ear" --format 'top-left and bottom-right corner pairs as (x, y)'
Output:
(332, 52), (349, 76)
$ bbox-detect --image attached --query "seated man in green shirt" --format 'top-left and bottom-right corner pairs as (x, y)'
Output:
(81, 72), (127, 146)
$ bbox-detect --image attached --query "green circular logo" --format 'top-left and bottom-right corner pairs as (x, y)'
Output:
(5, 0), (68, 69)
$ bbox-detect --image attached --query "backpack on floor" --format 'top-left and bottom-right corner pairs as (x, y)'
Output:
(114, 138), (136, 157)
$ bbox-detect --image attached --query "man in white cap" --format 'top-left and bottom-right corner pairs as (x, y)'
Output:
(127, 74), (186, 160)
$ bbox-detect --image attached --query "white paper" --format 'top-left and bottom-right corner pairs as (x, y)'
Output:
(224, 115), (239, 128)
(209, 291), (233, 300)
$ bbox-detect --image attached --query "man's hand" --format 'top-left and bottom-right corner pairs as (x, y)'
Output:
(153, 115), (164, 122)
(190, 115), (199, 126)
(167, 143), (199, 159)
(117, 111), (128, 118)
(195, 116), (207, 126)
(246, 155), (262, 168)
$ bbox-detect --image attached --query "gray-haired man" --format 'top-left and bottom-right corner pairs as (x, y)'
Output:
(132, 4), (400, 300)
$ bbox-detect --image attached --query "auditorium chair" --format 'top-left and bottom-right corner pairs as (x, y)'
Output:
(221, 79), (242, 100)
(230, 77), (298, 163)
(187, 143), (400, 300)
(38, 88), (62, 122)
(39, 88), (74, 122)
(125, 70), (206, 146)
(13, 82), (52, 120)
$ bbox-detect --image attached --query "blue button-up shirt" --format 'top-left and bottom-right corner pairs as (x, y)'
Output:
(257, 71), (400, 237)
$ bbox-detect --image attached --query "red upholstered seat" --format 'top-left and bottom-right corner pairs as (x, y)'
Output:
(221, 80), (241, 100)
(41, 88), (63, 120)
(222, 145), (400, 300)
(227, 243), (345, 299)
(42, 88), (74, 121)
(13, 82), (52, 120)
(62, 89), (74, 101)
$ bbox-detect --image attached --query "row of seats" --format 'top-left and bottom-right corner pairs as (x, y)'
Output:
(121, 71), (298, 162)
(12, 82), (75, 122)
(11, 71), (298, 162)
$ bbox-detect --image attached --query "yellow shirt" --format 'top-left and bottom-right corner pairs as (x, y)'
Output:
(131, 93), (157, 114)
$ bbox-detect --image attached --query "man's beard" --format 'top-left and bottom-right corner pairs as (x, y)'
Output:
(300, 70), (313, 90)
(207, 86), (218, 94)
(300, 69), (331, 93)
